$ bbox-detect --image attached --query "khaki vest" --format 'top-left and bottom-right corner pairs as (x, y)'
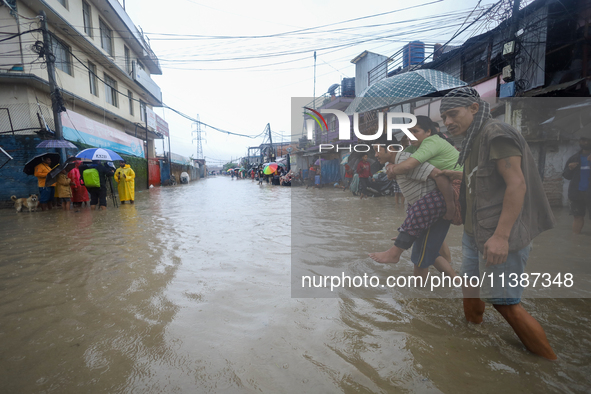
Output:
(462, 119), (555, 252)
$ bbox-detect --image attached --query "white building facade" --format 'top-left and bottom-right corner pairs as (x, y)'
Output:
(0, 0), (163, 158)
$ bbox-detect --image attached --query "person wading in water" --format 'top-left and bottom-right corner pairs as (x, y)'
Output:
(438, 87), (556, 360)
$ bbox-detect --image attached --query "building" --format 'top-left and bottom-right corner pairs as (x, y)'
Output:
(292, 81), (357, 185)
(346, 0), (591, 206)
(0, 0), (165, 201)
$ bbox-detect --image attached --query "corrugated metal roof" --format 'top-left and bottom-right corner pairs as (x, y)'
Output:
(522, 78), (585, 97)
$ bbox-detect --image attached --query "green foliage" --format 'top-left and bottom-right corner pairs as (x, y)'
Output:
(223, 162), (238, 171)
(121, 155), (147, 191)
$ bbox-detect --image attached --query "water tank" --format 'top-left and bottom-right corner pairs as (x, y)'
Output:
(403, 41), (425, 69)
(341, 77), (355, 97)
(433, 43), (443, 60)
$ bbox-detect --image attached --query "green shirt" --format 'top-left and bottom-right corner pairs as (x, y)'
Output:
(463, 134), (522, 236)
(405, 135), (463, 171)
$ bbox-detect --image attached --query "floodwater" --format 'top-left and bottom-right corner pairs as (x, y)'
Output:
(0, 177), (590, 393)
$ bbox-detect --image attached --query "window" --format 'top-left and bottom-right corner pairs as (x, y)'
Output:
(51, 35), (72, 75)
(125, 46), (132, 75)
(140, 101), (146, 122)
(136, 60), (144, 71)
(99, 19), (113, 56)
(104, 74), (118, 107)
(462, 45), (488, 83)
(82, 2), (92, 37)
(128, 90), (134, 115)
(57, 0), (67, 8)
(88, 61), (98, 96)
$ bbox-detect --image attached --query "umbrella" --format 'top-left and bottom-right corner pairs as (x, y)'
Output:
(23, 153), (60, 175)
(277, 162), (287, 167)
(340, 154), (351, 165)
(541, 99), (591, 137)
(36, 139), (78, 149)
(345, 69), (467, 115)
(314, 158), (326, 166)
(263, 163), (278, 175)
(44, 160), (78, 187)
(76, 148), (123, 161)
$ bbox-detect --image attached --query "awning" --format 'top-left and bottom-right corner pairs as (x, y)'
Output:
(540, 99), (591, 139)
(523, 78), (585, 97)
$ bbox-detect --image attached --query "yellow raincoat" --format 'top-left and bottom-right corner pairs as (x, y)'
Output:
(114, 164), (135, 202)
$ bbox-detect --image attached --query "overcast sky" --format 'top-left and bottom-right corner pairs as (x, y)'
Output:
(122, 0), (504, 166)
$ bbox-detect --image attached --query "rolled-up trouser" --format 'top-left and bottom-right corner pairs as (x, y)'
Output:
(461, 232), (530, 305)
(394, 189), (447, 250)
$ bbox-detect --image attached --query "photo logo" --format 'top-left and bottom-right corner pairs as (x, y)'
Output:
(304, 107), (328, 139)
(304, 109), (418, 153)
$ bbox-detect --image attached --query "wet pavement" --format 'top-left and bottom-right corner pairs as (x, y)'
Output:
(0, 177), (590, 393)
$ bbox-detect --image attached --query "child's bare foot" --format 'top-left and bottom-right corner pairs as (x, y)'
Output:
(369, 245), (403, 264)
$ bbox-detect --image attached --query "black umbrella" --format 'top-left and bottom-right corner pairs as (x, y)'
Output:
(45, 161), (77, 187)
(23, 153), (60, 175)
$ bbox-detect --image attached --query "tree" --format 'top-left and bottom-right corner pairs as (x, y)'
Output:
(223, 162), (238, 171)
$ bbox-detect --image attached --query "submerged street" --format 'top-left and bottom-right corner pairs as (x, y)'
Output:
(0, 177), (590, 393)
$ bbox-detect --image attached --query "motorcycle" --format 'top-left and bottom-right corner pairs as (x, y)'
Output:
(363, 172), (396, 197)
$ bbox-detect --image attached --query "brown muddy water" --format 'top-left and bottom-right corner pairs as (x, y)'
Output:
(0, 177), (590, 393)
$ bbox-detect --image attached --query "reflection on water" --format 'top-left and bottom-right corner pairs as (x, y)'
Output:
(0, 179), (589, 393)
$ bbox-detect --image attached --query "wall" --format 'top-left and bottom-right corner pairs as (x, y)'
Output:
(171, 163), (199, 184)
(0, 0), (161, 129)
(0, 135), (148, 207)
(354, 52), (388, 96)
(0, 6), (21, 69)
(0, 134), (77, 207)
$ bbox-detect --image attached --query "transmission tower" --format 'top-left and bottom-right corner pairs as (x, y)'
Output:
(192, 114), (205, 160)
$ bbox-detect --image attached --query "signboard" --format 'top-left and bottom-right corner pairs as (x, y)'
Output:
(156, 114), (169, 137)
(146, 106), (156, 129)
(170, 152), (191, 165)
(61, 110), (145, 158)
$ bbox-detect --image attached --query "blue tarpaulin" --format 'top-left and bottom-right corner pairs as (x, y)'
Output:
(320, 159), (340, 184)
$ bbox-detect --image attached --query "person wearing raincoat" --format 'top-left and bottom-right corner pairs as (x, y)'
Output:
(34, 156), (54, 211)
(114, 160), (135, 203)
(55, 170), (73, 211)
(68, 160), (89, 208)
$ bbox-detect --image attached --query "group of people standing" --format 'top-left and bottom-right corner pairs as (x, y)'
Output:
(362, 87), (557, 360)
(252, 165), (291, 186)
(33, 157), (136, 211)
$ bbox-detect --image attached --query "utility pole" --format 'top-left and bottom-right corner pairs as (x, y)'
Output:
(509, 0), (521, 78)
(267, 123), (274, 162)
(509, 0), (521, 39)
(503, 0), (521, 124)
(313, 51), (317, 109)
(39, 10), (65, 163)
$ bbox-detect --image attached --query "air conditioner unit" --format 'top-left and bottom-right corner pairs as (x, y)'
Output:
(502, 65), (513, 81)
